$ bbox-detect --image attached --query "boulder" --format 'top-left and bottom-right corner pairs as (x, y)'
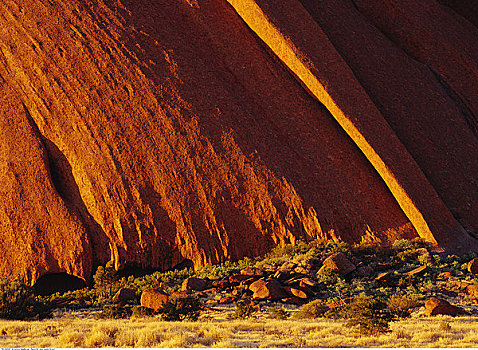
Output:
(182, 277), (208, 292)
(425, 298), (467, 316)
(112, 287), (137, 305)
(279, 261), (297, 272)
(468, 258), (478, 274)
(249, 279), (267, 293)
(356, 265), (374, 277)
(406, 265), (428, 276)
(140, 289), (169, 311)
(240, 267), (264, 276)
(229, 274), (252, 284)
(318, 253), (355, 276)
(284, 287), (308, 299)
(298, 278), (319, 288)
(253, 280), (288, 301)
(211, 278), (230, 290)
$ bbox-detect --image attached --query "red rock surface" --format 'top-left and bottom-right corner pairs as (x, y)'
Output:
(0, 0), (476, 284)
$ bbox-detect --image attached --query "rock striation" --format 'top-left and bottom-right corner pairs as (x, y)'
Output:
(0, 0), (477, 285)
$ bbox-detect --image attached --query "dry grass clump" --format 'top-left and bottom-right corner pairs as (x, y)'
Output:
(2, 306), (478, 347)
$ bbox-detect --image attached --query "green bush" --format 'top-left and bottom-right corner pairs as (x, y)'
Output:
(295, 299), (327, 319)
(387, 294), (419, 318)
(345, 295), (396, 335)
(227, 300), (259, 320)
(268, 307), (290, 319)
(95, 305), (132, 319)
(0, 278), (52, 320)
(158, 294), (201, 321)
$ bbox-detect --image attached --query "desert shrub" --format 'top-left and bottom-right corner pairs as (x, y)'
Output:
(227, 300), (258, 320)
(344, 294), (396, 335)
(295, 299), (327, 319)
(268, 307), (290, 319)
(95, 305), (132, 319)
(387, 294), (419, 318)
(158, 294), (201, 321)
(316, 268), (340, 285)
(93, 262), (121, 301)
(439, 321), (452, 332)
(0, 278), (53, 320)
(131, 305), (155, 317)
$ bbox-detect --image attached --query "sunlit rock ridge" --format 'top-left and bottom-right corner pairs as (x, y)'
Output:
(0, 0), (477, 284)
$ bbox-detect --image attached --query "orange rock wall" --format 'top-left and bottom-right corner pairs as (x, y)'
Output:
(0, 0), (476, 284)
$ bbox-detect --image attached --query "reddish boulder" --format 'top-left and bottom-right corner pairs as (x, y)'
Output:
(253, 280), (288, 301)
(140, 289), (169, 311)
(425, 298), (467, 316)
(468, 258), (478, 274)
(249, 279), (267, 293)
(182, 277), (208, 292)
(318, 253), (356, 276)
(406, 265), (428, 276)
(284, 287), (308, 299)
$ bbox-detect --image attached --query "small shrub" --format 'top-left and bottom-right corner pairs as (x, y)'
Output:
(0, 278), (52, 320)
(387, 294), (419, 318)
(295, 299), (327, 319)
(227, 300), (258, 320)
(268, 307), (290, 319)
(95, 305), (132, 319)
(345, 294), (396, 335)
(158, 294), (201, 321)
(439, 321), (452, 332)
(131, 305), (155, 317)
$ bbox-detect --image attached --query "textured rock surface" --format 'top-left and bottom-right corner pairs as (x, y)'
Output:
(140, 288), (169, 311)
(0, 0), (477, 284)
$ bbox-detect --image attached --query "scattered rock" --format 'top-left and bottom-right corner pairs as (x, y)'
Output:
(205, 299), (218, 305)
(229, 274), (252, 284)
(284, 286), (308, 299)
(211, 278), (230, 289)
(298, 277), (319, 288)
(466, 284), (478, 299)
(249, 279), (267, 293)
(375, 271), (394, 285)
(318, 252), (356, 276)
(112, 287), (137, 305)
(439, 271), (453, 279)
(140, 289), (169, 311)
(260, 263), (276, 272)
(240, 267), (264, 276)
(375, 262), (395, 271)
(281, 297), (305, 305)
(279, 261), (297, 272)
(406, 265), (428, 276)
(425, 298), (467, 316)
(449, 279), (474, 290)
(356, 265), (374, 277)
(468, 258), (478, 274)
(219, 296), (236, 304)
(182, 277), (208, 292)
(253, 280), (288, 301)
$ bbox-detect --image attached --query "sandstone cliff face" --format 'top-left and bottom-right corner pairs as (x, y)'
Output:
(0, 0), (476, 284)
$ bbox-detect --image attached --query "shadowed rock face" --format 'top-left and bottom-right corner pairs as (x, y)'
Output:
(0, 0), (476, 284)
